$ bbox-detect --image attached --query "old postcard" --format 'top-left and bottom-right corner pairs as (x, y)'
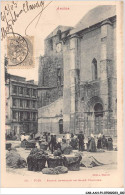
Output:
(1, 0), (124, 189)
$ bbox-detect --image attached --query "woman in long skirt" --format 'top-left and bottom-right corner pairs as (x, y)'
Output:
(88, 134), (96, 152)
(107, 137), (113, 150)
(97, 133), (102, 149)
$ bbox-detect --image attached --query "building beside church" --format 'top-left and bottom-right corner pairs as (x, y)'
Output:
(38, 5), (117, 136)
(5, 74), (38, 139)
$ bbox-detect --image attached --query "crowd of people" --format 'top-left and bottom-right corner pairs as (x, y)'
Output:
(32, 132), (114, 154)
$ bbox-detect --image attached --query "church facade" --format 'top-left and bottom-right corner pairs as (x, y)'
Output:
(38, 5), (117, 137)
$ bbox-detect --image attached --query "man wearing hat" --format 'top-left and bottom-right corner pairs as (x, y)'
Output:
(78, 131), (84, 151)
(50, 134), (57, 154)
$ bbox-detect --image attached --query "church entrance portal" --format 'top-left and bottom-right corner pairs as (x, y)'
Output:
(94, 103), (103, 134)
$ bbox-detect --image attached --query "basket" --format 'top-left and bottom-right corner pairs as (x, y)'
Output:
(36, 158), (46, 171)
(27, 155), (46, 171)
(47, 157), (64, 168)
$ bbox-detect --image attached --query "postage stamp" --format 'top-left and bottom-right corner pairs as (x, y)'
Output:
(7, 34), (34, 68)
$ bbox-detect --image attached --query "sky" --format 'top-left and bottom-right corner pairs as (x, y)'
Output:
(1, 1), (116, 81)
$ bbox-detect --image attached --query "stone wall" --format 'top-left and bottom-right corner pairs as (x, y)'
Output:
(63, 39), (71, 132)
(38, 34), (64, 107)
(38, 97), (63, 134)
(39, 55), (63, 88)
(80, 27), (101, 82)
(79, 20), (116, 114)
(38, 86), (63, 108)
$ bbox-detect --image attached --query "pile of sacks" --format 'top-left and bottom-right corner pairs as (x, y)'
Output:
(80, 156), (105, 168)
(42, 166), (68, 175)
(6, 150), (27, 168)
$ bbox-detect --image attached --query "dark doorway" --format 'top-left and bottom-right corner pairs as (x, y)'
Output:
(94, 103), (103, 134)
(59, 119), (63, 134)
(94, 103), (103, 117)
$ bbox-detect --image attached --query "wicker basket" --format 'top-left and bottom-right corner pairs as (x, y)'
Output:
(47, 157), (64, 168)
(36, 158), (46, 171)
(27, 155), (46, 171)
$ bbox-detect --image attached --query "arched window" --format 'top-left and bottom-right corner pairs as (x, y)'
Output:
(59, 119), (63, 134)
(92, 58), (98, 80)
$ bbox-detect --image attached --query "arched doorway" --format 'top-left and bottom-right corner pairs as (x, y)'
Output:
(94, 103), (103, 134)
(59, 119), (63, 134)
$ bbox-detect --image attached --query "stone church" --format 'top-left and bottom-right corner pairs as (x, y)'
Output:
(38, 5), (117, 136)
